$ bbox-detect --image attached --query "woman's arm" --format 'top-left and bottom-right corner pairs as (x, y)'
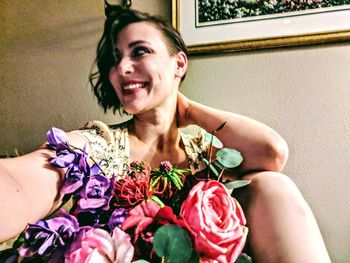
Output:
(0, 132), (89, 242)
(0, 149), (62, 242)
(177, 92), (289, 173)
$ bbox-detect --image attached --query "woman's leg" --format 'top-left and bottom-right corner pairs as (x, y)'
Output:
(234, 171), (331, 263)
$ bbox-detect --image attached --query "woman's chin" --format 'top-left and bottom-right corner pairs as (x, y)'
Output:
(122, 105), (144, 116)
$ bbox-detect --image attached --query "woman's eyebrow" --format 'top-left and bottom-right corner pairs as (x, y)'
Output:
(128, 40), (151, 48)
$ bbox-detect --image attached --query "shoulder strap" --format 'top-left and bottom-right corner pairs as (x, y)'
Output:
(76, 120), (130, 177)
(180, 126), (209, 175)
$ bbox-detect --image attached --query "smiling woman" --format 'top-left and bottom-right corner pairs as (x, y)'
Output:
(0, 3), (331, 263)
(107, 22), (187, 115)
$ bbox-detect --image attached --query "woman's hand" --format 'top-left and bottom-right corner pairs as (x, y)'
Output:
(176, 92), (192, 128)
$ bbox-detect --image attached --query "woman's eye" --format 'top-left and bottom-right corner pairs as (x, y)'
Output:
(132, 47), (150, 57)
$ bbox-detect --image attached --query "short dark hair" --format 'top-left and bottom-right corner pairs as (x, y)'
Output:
(89, 4), (188, 114)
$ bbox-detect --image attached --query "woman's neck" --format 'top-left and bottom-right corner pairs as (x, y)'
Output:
(125, 86), (187, 167)
(129, 106), (180, 152)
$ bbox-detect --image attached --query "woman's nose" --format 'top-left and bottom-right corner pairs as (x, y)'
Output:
(117, 57), (134, 76)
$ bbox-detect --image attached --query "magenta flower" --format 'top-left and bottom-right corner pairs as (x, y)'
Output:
(159, 160), (173, 174)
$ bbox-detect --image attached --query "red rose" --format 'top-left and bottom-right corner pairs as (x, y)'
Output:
(121, 200), (160, 260)
(121, 201), (180, 244)
(180, 180), (248, 263)
(121, 200), (160, 243)
(121, 201), (181, 261)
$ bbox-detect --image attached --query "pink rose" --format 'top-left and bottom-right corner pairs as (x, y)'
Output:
(112, 227), (135, 263)
(65, 227), (134, 263)
(180, 180), (248, 263)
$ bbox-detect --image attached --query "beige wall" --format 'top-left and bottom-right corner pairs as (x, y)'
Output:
(1, 1), (349, 262)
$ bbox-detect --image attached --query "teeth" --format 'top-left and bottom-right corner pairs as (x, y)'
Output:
(123, 83), (145, 90)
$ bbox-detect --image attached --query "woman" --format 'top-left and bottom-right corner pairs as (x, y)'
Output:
(0, 5), (330, 263)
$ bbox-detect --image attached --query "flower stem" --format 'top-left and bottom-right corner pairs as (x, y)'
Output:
(206, 131), (215, 180)
(69, 143), (106, 177)
(217, 168), (225, 182)
(149, 195), (165, 208)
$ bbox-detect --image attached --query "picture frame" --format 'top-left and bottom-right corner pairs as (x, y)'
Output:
(171, 0), (350, 55)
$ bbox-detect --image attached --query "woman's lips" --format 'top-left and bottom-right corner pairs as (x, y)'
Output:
(122, 81), (148, 95)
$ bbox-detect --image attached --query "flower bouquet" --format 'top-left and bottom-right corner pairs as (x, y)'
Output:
(0, 123), (252, 263)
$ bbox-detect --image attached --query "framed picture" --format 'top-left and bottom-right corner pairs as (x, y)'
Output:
(171, 0), (350, 55)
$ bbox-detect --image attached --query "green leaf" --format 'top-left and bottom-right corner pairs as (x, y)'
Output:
(203, 132), (223, 148)
(202, 158), (209, 165)
(169, 173), (183, 189)
(214, 160), (225, 169)
(202, 158), (219, 177)
(209, 163), (219, 177)
(149, 195), (165, 207)
(150, 176), (161, 189)
(225, 180), (251, 190)
(235, 253), (253, 262)
(188, 249), (200, 263)
(153, 225), (195, 263)
(12, 232), (26, 249)
(173, 168), (191, 174)
(216, 148), (243, 168)
(215, 121), (227, 132)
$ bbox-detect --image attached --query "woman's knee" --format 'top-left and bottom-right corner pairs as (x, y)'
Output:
(236, 172), (330, 263)
(236, 171), (311, 217)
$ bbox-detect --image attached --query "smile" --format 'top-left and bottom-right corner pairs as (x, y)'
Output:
(123, 82), (148, 91)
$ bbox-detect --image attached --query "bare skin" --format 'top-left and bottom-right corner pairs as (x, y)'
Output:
(0, 21), (331, 263)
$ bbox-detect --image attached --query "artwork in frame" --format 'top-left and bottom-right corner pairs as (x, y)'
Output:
(171, 0), (350, 55)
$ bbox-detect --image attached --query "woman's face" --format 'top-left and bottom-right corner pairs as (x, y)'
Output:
(109, 21), (182, 115)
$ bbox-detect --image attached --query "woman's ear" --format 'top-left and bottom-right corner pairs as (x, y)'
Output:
(174, 51), (188, 78)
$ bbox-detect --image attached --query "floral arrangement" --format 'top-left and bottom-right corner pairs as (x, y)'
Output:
(1, 123), (252, 263)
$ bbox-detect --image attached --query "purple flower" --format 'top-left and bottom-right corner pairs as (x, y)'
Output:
(108, 208), (127, 230)
(46, 127), (68, 149)
(76, 146), (91, 174)
(160, 160), (173, 174)
(77, 175), (113, 212)
(18, 210), (79, 259)
(56, 147), (102, 195)
(50, 144), (79, 168)
(61, 164), (85, 195)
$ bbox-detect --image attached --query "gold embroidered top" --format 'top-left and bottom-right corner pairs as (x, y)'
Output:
(74, 120), (209, 176)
